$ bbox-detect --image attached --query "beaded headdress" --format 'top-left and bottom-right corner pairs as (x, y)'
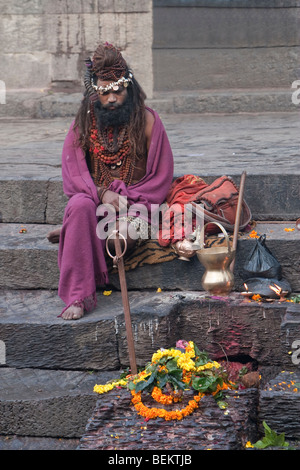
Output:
(84, 43), (133, 97)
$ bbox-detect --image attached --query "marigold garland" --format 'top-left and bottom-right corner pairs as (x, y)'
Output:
(151, 386), (182, 404)
(93, 340), (236, 422)
(93, 378), (127, 394)
(131, 389), (204, 421)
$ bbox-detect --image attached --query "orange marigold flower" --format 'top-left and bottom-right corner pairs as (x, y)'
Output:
(131, 389), (202, 421)
(249, 230), (260, 239)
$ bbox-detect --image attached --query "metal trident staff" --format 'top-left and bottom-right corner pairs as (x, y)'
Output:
(106, 230), (137, 375)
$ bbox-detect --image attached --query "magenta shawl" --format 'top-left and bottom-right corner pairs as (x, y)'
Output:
(58, 107), (174, 312)
(61, 107), (174, 211)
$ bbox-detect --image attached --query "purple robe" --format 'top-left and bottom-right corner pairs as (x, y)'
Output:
(58, 107), (174, 313)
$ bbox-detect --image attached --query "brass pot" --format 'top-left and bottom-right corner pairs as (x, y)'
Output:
(196, 222), (235, 296)
(172, 239), (196, 261)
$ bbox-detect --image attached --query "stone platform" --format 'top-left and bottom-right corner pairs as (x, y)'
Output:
(0, 221), (299, 291)
(1, 112), (300, 224)
(1, 289), (300, 371)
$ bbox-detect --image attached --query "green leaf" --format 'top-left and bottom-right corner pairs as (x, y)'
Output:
(157, 373), (168, 389)
(217, 400), (228, 410)
(194, 351), (210, 367)
(193, 343), (202, 357)
(253, 421), (289, 449)
(168, 368), (183, 381)
(145, 363), (157, 374)
(166, 358), (180, 372)
(168, 374), (186, 390)
(135, 372), (156, 393)
(192, 375), (218, 392)
(127, 381), (136, 390)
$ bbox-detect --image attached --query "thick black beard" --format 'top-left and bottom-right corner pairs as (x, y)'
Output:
(94, 95), (134, 129)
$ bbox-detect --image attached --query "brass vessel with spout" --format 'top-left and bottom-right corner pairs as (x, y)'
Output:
(196, 222), (235, 296)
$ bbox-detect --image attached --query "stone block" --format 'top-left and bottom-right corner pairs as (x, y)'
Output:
(153, 48), (299, 91)
(154, 0), (300, 8)
(1, 289), (299, 371)
(0, 222), (299, 292)
(280, 304), (300, 369)
(153, 6), (299, 49)
(242, 175), (300, 221)
(45, 14), (101, 54)
(44, 0), (98, 14)
(0, 435), (79, 450)
(0, 15), (49, 53)
(0, 289), (120, 370)
(0, 180), (48, 224)
(170, 294), (291, 367)
(98, 0), (151, 13)
(37, 92), (82, 118)
(259, 371), (300, 439)
(0, 53), (50, 89)
(46, 178), (67, 224)
(172, 89), (295, 113)
(50, 54), (81, 82)
(78, 387), (259, 450)
(0, 368), (118, 437)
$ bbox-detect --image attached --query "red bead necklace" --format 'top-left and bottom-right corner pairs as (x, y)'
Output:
(89, 108), (135, 187)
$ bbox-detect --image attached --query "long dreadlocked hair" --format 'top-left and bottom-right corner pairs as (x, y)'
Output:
(74, 43), (147, 159)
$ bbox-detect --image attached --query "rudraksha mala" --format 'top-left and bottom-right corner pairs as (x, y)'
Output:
(89, 106), (135, 187)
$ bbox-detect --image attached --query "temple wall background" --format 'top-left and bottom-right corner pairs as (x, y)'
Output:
(0, 0), (154, 97)
(0, 0), (299, 101)
(153, 0), (300, 91)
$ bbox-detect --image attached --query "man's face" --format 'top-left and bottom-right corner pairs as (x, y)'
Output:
(96, 79), (128, 109)
(94, 78), (133, 128)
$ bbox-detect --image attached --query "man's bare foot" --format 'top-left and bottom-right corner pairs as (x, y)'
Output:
(61, 302), (84, 320)
(47, 228), (62, 244)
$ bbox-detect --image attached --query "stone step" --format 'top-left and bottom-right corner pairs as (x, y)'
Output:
(0, 367), (119, 439)
(1, 112), (299, 224)
(1, 173), (300, 225)
(1, 290), (299, 446)
(0, 222), (299, 291)
(0, 88), (296, 119)
(259, 370), (300, 440)
(0, 435), (80, 451)
(1, 289), (300, 372)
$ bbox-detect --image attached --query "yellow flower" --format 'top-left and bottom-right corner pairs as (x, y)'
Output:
(93, 378), (127, 394)
(103, 290), (112, 296)
(156, 287), (162, 292)
(196, 361), (220, 372)
(151, 348), (181, 363)
(245, 441), (254, 448)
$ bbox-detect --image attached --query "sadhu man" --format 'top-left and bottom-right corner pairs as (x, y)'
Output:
(56, 43), (174, 320)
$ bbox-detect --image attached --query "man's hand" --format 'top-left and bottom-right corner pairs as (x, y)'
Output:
(102, 189), (129, 212)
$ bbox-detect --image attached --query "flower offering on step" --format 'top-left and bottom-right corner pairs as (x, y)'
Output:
(94, 340), (236, 421)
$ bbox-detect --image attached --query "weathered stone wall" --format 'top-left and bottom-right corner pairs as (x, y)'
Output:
(153, 0), (300, 91)
(1, 0), (299, 100)
(0, 0), (153, 98)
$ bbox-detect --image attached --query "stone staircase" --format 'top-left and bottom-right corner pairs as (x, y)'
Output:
(0, 109), (300, 450)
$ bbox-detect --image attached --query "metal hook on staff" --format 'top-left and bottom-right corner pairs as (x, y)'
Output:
(106, 230), (137, 375)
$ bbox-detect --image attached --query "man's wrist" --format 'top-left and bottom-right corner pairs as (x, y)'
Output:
(97, 185), (108, 202)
